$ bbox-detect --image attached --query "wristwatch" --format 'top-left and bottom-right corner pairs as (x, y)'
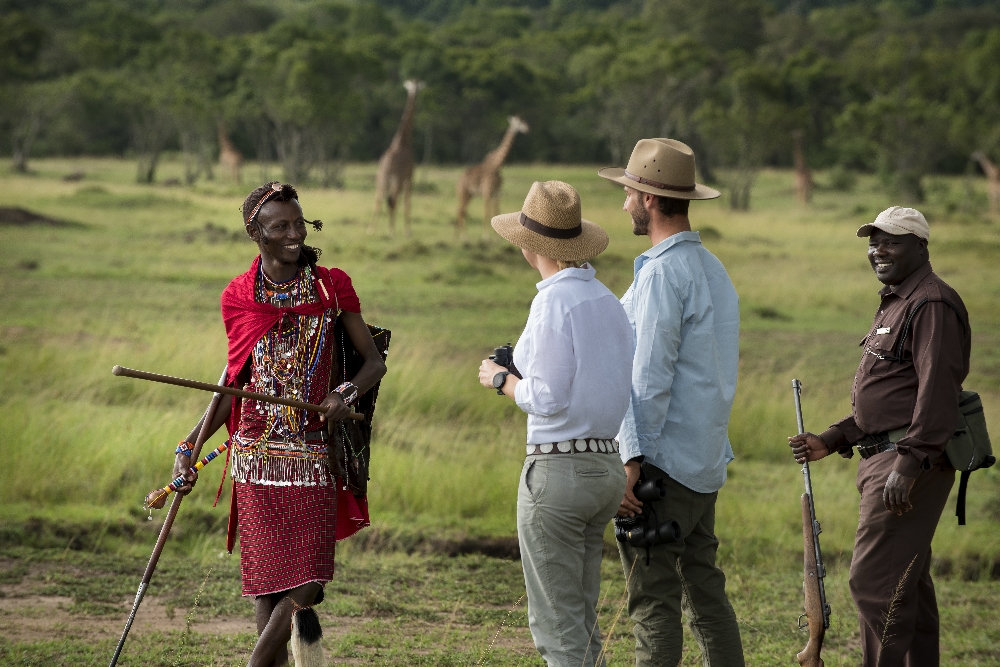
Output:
(492, 371), (510, 395)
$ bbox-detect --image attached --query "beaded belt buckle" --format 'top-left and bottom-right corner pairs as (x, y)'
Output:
(526, 439), (619, 456)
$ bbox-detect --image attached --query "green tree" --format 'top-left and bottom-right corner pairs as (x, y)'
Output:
(696, 62), (790, 210)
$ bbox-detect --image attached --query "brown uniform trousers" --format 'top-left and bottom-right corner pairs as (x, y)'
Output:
(851, 450), (954, 667)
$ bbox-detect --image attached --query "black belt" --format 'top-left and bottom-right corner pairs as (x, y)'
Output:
(856, 427), (907, 459)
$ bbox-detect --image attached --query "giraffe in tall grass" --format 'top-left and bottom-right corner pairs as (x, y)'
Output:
(456, 116), (529, 238)
(370, 80), (425, 237)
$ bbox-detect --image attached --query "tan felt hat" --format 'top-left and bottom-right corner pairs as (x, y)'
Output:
(491, 181), (609, 262)
(598, 138), (720, 200)
(857, 206), (930, 240)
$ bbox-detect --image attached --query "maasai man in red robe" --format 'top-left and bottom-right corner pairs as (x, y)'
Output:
(169, 182), (386, 666)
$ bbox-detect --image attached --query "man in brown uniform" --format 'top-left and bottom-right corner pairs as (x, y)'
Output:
(789, 206), (970, 667)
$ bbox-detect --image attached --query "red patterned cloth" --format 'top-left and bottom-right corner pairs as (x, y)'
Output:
(220, 256), (370, 559)
(221, 255), (360, 390)
(235, 480), (337, 596)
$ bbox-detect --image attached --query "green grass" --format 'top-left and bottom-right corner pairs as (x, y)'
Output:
(1, 157), (999, 664)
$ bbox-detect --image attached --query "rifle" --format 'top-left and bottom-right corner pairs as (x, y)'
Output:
(792, 379), (831, 667)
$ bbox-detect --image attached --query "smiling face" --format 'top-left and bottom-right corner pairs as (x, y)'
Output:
(252, 199), (307, 266)
(867, 229), (928, 285)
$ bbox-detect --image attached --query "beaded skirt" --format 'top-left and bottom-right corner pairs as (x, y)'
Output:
(235, 479), (337, 597)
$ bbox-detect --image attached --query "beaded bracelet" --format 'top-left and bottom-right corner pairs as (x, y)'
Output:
(334, 382), (359, 406)
(175, 440), (194, 457)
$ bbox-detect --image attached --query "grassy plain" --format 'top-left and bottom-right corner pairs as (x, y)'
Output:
(1, 157), (999, 665)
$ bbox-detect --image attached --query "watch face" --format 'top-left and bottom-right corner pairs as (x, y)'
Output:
(493, 372), (507, 389)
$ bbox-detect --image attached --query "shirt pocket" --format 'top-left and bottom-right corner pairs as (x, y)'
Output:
(860, 329), (902, 377)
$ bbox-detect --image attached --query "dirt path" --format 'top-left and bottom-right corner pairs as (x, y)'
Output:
(0, 594), (255, 643)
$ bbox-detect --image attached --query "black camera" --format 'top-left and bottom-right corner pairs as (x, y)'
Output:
(489, 343), (522, 378)
(614, 477), (681, 556)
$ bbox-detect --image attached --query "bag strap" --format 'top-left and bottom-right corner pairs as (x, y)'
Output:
(888, 297), (968, 363)
(956, 470), (971, 526)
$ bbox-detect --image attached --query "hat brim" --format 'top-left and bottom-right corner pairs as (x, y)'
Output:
(491, 212), (609, 261)
(597, 167), (720, 200)
(856, 221), (928, 240)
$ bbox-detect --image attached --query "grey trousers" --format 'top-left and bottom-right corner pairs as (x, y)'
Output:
(617, 464), (744, 667)
(517, 452), (626, 667)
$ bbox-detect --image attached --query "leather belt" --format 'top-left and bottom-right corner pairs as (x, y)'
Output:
(527, 439), (619, 456)
(856, 427), (907, 459)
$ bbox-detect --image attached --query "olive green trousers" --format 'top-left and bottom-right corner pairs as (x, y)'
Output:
(617, 464), (745, 667)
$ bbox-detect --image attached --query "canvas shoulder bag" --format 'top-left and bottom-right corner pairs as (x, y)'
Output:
(946, 391), (996, 525)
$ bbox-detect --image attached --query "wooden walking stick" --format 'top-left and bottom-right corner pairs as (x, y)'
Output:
(108, 367), (228, 667)
(112, 365), (365, 419)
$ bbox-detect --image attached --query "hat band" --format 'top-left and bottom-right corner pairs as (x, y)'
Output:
(624, 170), (695, 193)
(520, 212), (582, 239)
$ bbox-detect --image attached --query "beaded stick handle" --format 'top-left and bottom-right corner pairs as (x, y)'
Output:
(144, 441), (231, 510)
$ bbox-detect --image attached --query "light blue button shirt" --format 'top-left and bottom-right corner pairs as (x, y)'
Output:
(617, 231), (740, 493)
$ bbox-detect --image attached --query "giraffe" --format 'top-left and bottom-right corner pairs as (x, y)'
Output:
(791, 129), (812, 204)
(370, 79), (424, 236)
(456, 115), (530, 238)
(217, 121), (243, 184)
(972, 150), (1000, 217)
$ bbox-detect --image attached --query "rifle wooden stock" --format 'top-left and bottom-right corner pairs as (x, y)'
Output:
(797, 493), (825, 667)
(112, 365), (364, 420)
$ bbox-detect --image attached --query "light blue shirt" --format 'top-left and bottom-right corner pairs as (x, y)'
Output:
(617, 231), (740, 493)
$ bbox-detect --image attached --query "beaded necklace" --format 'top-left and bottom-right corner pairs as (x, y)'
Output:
(244, 264), (329, 446)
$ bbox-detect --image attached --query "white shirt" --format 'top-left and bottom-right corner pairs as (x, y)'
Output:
(513, 265), (634, 445)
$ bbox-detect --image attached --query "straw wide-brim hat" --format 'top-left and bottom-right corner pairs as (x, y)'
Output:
(598, 138), (720, 200)
(491, 181), (609, 262)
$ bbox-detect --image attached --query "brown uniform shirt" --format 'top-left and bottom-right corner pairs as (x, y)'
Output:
(819, 262), (970, 476)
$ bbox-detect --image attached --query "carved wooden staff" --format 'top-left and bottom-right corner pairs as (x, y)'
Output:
(109, 367), (228, 667)
(112, 365), (366, 419)
(108, 365), (364, 666)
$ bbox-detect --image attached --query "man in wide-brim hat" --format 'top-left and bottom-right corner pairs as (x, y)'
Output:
(600, 139), (746, 667)
(479, 180), (634, 667)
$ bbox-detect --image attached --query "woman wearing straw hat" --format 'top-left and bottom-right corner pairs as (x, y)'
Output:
(478, 180), (634, 667)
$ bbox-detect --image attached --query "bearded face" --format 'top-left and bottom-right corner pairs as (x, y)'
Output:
(627, 190), (651, 236)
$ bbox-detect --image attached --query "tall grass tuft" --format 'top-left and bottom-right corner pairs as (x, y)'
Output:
(878, 553), (919, 662)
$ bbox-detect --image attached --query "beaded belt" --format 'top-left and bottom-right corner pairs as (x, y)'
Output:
(526, 439), (619, 456)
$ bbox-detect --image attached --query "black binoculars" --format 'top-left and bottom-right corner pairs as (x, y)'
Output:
(614, 477), (681, 550)
(615, 514), (681, 548)
(489, 343), (522, 378)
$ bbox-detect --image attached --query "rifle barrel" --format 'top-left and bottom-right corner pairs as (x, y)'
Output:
(112, 365), (364, 420)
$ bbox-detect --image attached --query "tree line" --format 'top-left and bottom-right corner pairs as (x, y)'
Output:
(3, 0), (1000, 208)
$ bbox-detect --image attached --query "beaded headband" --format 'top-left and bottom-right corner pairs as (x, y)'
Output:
(244, 182), (284, 228)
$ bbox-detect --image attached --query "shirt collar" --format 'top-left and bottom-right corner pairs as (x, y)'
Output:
(536, 264), (596, 291)
(635, 231), (702, 276)
(878, 261), (932, 300)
